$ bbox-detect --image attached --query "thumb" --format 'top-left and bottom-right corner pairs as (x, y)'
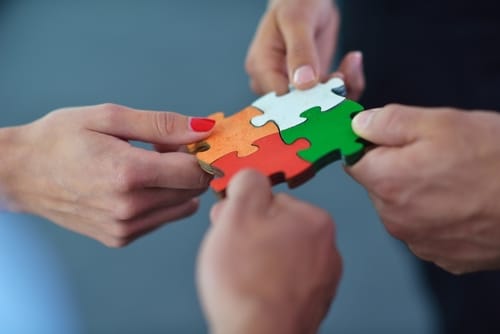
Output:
(87, 104), (215, 145)
(217, 169), (273, 224)
(278, 12), (320, 90)
(351, 104), (422, 146)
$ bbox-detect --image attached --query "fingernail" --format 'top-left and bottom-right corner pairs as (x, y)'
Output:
(352, 109), (377, 132)
(352, 51), (363, 65)
(189, 117), (216, 132)
(352, 51), (363, 73)
(293, 65), (316, 87)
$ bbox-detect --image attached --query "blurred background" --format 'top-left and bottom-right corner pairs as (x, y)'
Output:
(0, 1), (437, 333)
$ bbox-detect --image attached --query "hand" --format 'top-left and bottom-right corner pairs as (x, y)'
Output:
(0, 103), (215, 247)
(347, 104), (500, 274)
(197, 170), (341, 334)
(246, 0), (363, 98)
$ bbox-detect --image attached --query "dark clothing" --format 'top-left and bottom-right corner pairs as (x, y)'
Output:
(341, 0), (500, 110)
(340, 1), (500, 333)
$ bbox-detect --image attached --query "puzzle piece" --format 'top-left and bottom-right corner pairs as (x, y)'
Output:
(188, 106), (278, 173)
(210, 133), (314, 195)
(250, 77), (346, 131)
(280, 99), (366, 169)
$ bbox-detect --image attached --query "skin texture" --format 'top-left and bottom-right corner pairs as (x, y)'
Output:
(0, 103), (214, 247)
(249, 0), (500, 275)
(197, 170), (342, 334)
(246, 0), (365, 98)
(347, 105), (500, 274)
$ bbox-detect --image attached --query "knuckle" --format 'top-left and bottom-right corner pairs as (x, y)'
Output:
(371, 176), (405, 206)
(381, 104), (406, 127)
(103, 236), (131, 249)
(109, 221), (134, 239)
(304, 207), (335, 236)
(96, 103), (127, 129)
(113, 163), (140, 193)
(385, 221), (412, 241)
(154, 111), (178, 137)
(99, 103), (126, 113)
(112, 197), (141, 221)
(279, 6), (308, 25)
(437, 262), (467, 276)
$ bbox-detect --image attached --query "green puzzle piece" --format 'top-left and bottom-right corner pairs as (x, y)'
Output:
(281, 99), (366, 169)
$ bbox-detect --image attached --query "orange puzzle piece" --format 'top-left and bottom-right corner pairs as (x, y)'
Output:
(188, 106), (278, 173)
(210, 133), (315, 195)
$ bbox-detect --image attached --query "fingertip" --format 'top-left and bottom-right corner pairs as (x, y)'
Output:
(337, 51), (365, 100)
(292, 64), (318, 90)
(351, 109), (378, 137)
(189, 117), (216, 133)
(225, 169), (273, 212)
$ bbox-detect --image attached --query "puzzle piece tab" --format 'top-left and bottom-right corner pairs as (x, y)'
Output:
(188, 106), (278, 173)
(210, 133), (314, 195)
(281, 99), (366, 169)
(250, 77), (346, 131)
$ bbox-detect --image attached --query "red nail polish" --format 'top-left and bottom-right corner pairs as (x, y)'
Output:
(190, 117), (216, 132)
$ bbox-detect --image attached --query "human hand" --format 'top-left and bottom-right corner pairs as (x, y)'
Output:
(197, 170), (341, 334)
(0, 104), (215, 247)
(347, 104), (500, 274)
(246, 0), (363, 98)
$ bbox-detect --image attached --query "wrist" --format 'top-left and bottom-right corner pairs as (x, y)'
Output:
(210, 299), (313, 334)
(0, 126), (27, 212)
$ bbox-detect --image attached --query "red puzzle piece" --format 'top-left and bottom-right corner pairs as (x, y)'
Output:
(210, 133), (315, 195)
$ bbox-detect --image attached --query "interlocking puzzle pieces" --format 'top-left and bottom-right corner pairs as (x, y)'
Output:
(188, 106), (278, 174)
(281, 99), (366, 169)
(189, 77), (367, 196)
(210, 133), (315, 195)
(250, 77), (346, 131)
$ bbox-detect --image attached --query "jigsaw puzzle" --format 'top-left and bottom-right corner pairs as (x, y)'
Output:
(189, 77), (368, 195)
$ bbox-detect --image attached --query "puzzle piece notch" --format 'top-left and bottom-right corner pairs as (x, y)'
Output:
(210, 133), (315, 196)
(250, 77), (346, 131)
(280, 99), (366, 171)
(188, 106), (279, 174)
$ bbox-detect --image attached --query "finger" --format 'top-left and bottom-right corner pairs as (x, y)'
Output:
(335, 51), (365, 100)
(209, 200), (226, 224)
(112, 198), (201, 247)
(154, 143), (191, 154)
(110, 187), (207, 221)
(316, 16), (338, 77)
(277, 11), (320, 89)
(121, 149), (213, 190)
(274, 193), (336, 236)
(222, 169), (273, 220)
(351, 104), (425, 146)
(345, 147), (407, 201)
(245, 16), (290, 95)
(86, 104), (215, 145)
(254, 68), (290, 96)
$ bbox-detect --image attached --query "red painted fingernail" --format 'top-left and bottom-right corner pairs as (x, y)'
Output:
(189, 117), (216, 132)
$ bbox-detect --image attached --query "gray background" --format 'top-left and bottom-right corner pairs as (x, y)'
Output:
(0, 1), (437, 333)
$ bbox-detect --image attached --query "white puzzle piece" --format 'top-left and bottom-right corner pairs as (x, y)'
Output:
(250, 77), (346, 131)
